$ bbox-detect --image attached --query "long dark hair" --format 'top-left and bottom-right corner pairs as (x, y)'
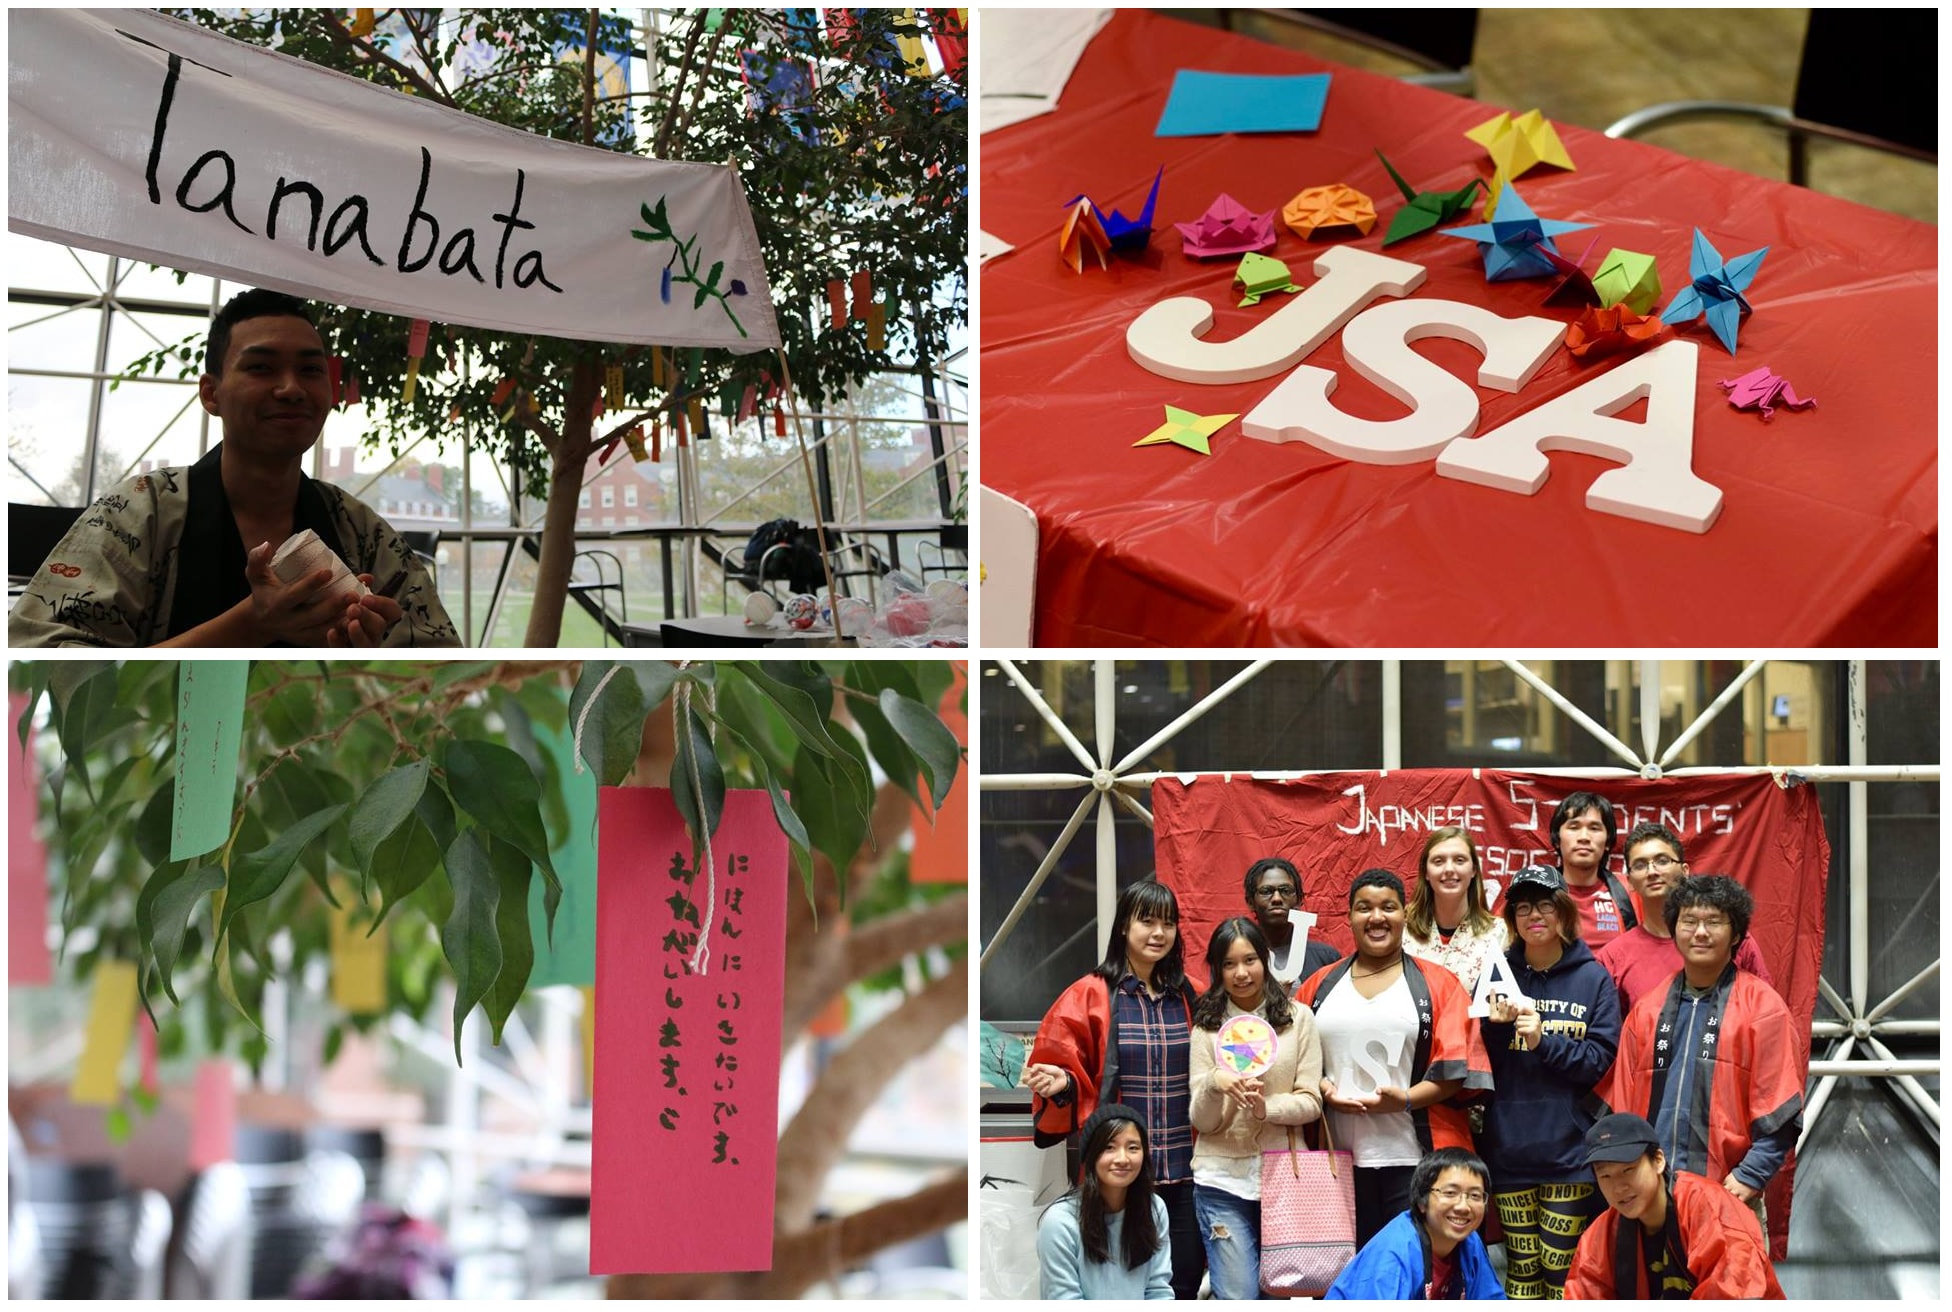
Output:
(1064, 1105), (1162, 1271)
(1193, 918), (1294, 1031)
(1090, 880), (1188, 997)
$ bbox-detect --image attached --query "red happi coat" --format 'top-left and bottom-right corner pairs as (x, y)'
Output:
(1596, 964), (1805, 1186)
(1296, 954), (1494, 1152)
(1566, 1169), (1786, 1299)
(1025, 973), (1196, 1147)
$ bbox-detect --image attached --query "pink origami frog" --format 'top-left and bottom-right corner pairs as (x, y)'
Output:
(1719, 366), (1815, 421)
(1173, 193), (1277, 259)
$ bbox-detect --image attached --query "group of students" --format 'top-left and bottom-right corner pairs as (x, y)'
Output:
(1026, 792), (1804, 1300)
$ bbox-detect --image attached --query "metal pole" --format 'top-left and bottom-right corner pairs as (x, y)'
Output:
(995, 659), (1097, 774)
(1848, 660), (1868, 1011)
(978, 792), (1095, 969)
(1382, 660), (1402, 769)
(1866, 959), (1941, 1023)
(1501, 659), (1643, 769)
(1659, 660), (1768, 768)
(1805, 1059), (1941, 1077)
(80, 257), (118, 505)
(1638, 659), (1661, 764)
(1095, 659), (1116, 768)
(1111, 660), (1274, 774)
(1096, 792), (1117, 960)
(1104, 764), (1939, 787)
(1861, 1033), (1943, 1128)
(1112, 789), (1155, 827)
(980, 772), (1096, 791)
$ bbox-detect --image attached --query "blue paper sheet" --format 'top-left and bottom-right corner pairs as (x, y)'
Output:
(1155, 69), (1331, 136)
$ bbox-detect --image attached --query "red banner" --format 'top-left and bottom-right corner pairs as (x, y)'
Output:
(1152, 770), (1828, 1257)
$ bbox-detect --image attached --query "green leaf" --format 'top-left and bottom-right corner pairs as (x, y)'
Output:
(441, 829), (504, 1066)
(711, 716), (814, 896)
(480, 836), (535, 1046)
(444, 740), (560, 938)
(724, 663), (845, 763)
(847, 659), (921, 705)
(568, 659), (649, 784)
(433, 661), (494, 690)
(350, 760), (431, 887)
(879, 688), (960, 809)
(848, 692), (925, 810)
(669, 699), (725, 854)
(635, 661), (682, 708)
(14, 663), (47, 756)
(371, 813), (443, 929)
(134, 858), (199, 1003)
(416, 783), (457, 852)
(792, 730), (873, 894)
(219, 805), (347, 941)
(714, 668), (796, 778)
(106, 1107), (132, 1142)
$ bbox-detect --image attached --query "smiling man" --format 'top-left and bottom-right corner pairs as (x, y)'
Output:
(10, 289), (458, 647)
(1595, 823), (1775, 1014)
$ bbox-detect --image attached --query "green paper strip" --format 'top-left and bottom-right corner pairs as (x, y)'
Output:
(170, 661), (248, 862)
(527, 715), (599, 986)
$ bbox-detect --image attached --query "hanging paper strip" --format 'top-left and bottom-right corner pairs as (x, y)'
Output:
(590, 788), (789, 1275)
(893, 8), (932, 76)
(9, 693), (51, 985)
(344, 368), (361, 406)
(171, 660), (249, 863)
(774, 406), (787, 438)
(651, 346), (667, 389)
(650, 418), (663, 462)
(826, 279), (848, 330)
(326, 355), (344, 408)
(930, 8), (968, 80)
(349, 9), (376, 38)
(624, 425), (649, 463)
(738, 384), (757, 424)
(849, 270), (873, 320)
(528, 716), (599, 987)
(908, 664), (969, 883)
(580, 984), (597, 1096)
(72, 959), (140, 1106)
(606, 363), (625, 414)
(189, 1059), (238, 1168)
(138, 1010), (160, 1095)
(402, 318), (430, 404)
(676, 409), (690, 448)
(866, 301), (887, 352)
(329, 896), (389, 1015)
(688, 396), (707, 437)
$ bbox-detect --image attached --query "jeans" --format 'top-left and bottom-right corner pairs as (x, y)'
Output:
(1156, 1180), (1206, 1301)
(1194, 1184), (1266, 1300)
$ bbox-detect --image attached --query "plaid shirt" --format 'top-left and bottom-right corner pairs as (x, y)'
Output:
(1111, 972), (1194, 1184)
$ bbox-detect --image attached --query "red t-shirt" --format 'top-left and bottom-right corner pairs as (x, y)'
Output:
(1596, 925), (1776, 1015)
(1427, 1251), (1457, 1299)
(1564, 877), (1628, 948)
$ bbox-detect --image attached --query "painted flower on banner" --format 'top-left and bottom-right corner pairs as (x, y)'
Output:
(631, 196), (750, 338)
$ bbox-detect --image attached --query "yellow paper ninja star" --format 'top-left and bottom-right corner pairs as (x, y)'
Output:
(1282, 183), (1377, 239)
(1465, 108), (1576, 182)
(1134, 405), (1237, 455)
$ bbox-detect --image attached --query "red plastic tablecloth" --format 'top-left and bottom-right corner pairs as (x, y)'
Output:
(981, 10), (1937, 646)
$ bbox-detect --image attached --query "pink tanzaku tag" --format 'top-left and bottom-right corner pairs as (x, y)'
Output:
(189, 1059), (237, 1169)
(8, 693), (51, 984)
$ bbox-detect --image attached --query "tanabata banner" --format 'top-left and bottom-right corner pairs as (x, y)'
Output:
(590, 788), (788, 1275)
(171, 660), (248, 863)
(9, 9), (781, 351)
(1151, 768), (1829, 1258)
(9, 692), (51, 985)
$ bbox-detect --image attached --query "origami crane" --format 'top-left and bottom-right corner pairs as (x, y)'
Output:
(1057, 198), (1111, 274)
(1465, 108), (1576, 182)
(1720, 366), (1815, 420)
(1660, 228), (1768, 355)
(1067, 166), (1164, 254)
(1174, 193), (1277, 259)
(1437, 184), (1593, 281)
(1564, 303), (1665, 360)
(1234, 252), (1304, 306)
(1375, 151), (1486, 246)
(1591, 248), (1662, 315)
(1281, 183), (1376, 239)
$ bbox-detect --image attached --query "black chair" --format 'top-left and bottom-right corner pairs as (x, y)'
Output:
(9, 503), (83, 587)
(1605, 9), (1936, 186)
(1215, 9), (1479, 96)
(566, 549), (627, 646)
(917, 523), (969, 581)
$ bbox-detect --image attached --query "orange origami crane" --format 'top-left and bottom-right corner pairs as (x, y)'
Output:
(1281, 184), (1377, 239)
(1564, 304), (1665, 361)
(1058, 198), (1111, 273)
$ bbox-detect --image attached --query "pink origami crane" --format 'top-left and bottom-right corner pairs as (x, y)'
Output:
(1719, 366), (1815, 421)
(1174, 193), (1277, 259)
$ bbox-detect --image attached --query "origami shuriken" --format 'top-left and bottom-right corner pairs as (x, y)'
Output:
(1564, 303), (1665, 361)
(1281, 183), (1376, 239)
(1133, 405), (1237, 455)
(1057, 198), (1111, 274)
(1720, 366), (1815, 421)
(1066, 166), (1164, 254)
(1375, 150), (1486, 246)
(1437, 184), (1593, 281)
(1465, 108), (1576, 182)
(1174, 193), (1277, 259)
(1660, 228), (1769, 355)
(1234, 252), (1303, 306)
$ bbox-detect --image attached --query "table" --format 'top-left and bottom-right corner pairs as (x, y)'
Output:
(625, 614), (850, 648)
(980, 10), (1936, 646)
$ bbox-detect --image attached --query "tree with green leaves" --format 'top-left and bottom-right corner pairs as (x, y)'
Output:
(123, 9), (968, 644)
(13, 657), (968, 1296)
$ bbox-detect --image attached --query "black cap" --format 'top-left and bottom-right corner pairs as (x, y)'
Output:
(1082, 1102), (1146, 1145)
(1507, 865), (1566, 899)
(1582, 1113), (1661, 1165)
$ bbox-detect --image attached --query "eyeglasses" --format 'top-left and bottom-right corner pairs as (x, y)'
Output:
(1430, 1187), (1487, 1207)
(1628, 854), (1680, 874)
(1676, 916), (1730, 935)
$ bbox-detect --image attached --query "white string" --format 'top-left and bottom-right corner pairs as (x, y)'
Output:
(677, 676), (718, 976)
(570, 664), (625, 774)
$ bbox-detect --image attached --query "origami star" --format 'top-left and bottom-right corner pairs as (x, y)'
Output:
(1173, 193), (1277, 259)
(1281, 183), (1377, 239)
(1660, 228), (1768, 355)
(1134, 405), (1237, 455)
(1591, 248), (1662, 315)
(1437, 184), (1593, 281)
(1720, 366), (1815, 421)
(1057, 198), (1111, 274)
(1465, 108), (1576, 182)
(1563, 303), (1665, 360)
(1067, 166), (1164, 254)
(1375, 150), (1486, 246)
(1234, 252), (1303, 307)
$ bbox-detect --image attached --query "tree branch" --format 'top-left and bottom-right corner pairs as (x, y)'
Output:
(750, 1170), (967, 1298)
(651, 10), (711, 159)
(314, 11), (453, 105)
(843, 894), (967, 983)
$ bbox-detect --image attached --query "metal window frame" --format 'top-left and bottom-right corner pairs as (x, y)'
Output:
(979, 658), (1941, 1151)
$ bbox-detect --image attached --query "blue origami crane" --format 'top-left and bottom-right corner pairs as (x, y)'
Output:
(1659, 228), (1769, 355)
(1068, 166), (1164, 253)
(1437, 184), (1592, 281)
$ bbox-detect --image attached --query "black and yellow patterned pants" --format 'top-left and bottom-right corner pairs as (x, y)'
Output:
(1496, 1182), (1601, 1299)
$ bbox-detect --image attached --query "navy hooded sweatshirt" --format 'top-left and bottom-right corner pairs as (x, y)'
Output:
(1477, 936), (1623, 1187)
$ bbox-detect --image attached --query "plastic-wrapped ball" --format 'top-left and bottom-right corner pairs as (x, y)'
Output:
(883, 594), (933, 637)
(783, 593), (820, 630)
(743, 592), (779, 625)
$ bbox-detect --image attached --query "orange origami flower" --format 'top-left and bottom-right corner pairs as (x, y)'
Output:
(1564, 304), (1666, 360)
(1281, 184), (1377, 239)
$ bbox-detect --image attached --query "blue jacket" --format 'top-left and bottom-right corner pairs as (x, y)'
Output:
(1325, 1210), (1504, 1300)
(1477, 937), (1622, 1186)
